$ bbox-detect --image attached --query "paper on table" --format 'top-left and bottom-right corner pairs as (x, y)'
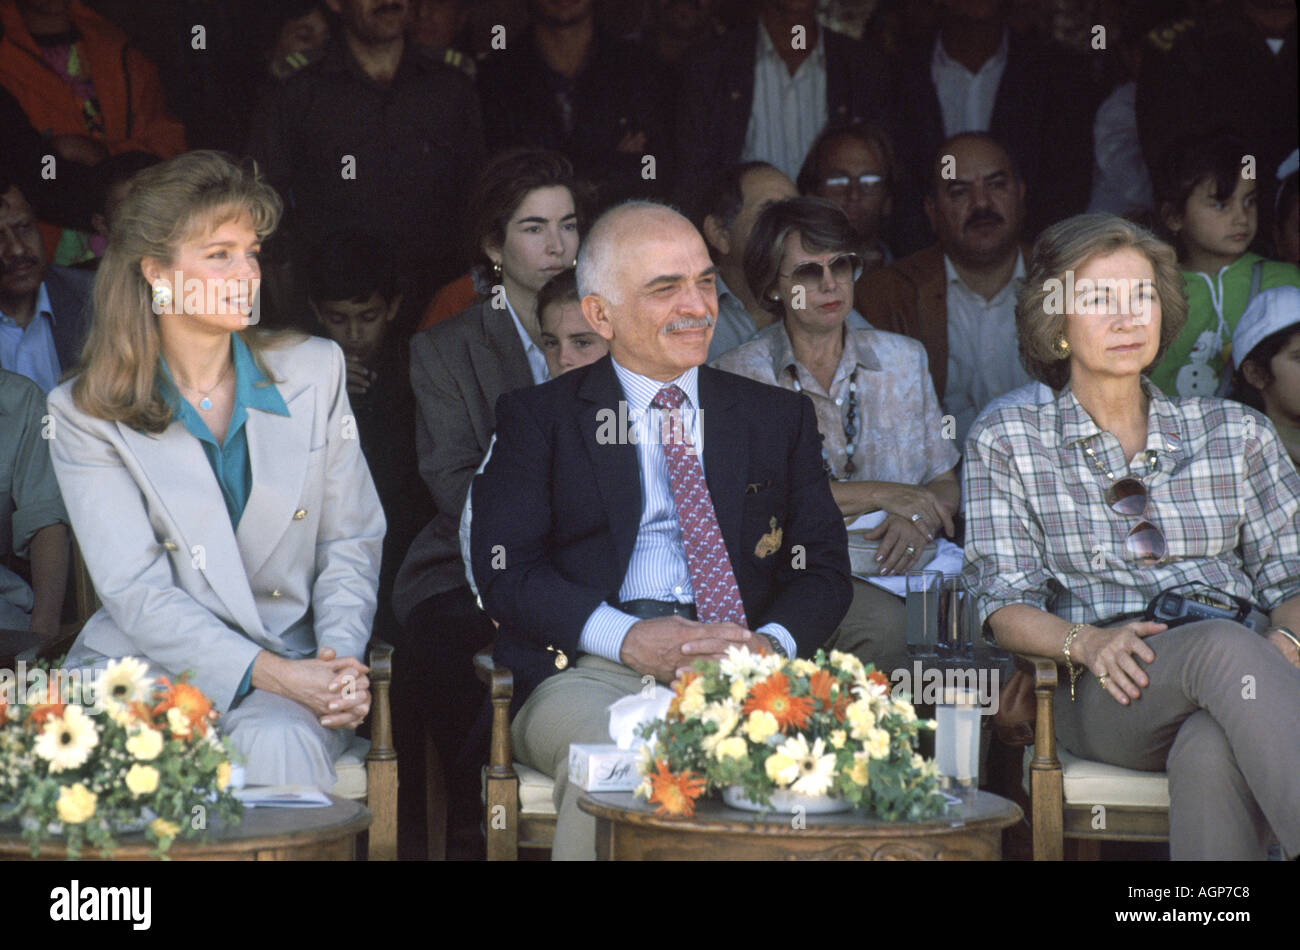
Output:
(233, 785), (332, 808)
(845, 511), (965, 596)
(606, 685), (674, 750)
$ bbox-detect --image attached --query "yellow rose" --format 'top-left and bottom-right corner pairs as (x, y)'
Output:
(729, 678), (748, 703)
(829, 729), (847, 749)
(714, 736), (749, 761)
(866, 727), (891, 759)
(845, 699), (875, 739)
(149, 817), (180, 840)
(216, 761), (231, 790)
(743, 710), (779, 743)
(125, 727), (163, 761)
(678, 679), (708, 719)
(56, 783), (97, 824)
(166, 706), (192, 738)
(764, 752), (798, 786)
(788, 658), (818, 678)
(848, 753), (870, 786)
(125, 763), (160, 797)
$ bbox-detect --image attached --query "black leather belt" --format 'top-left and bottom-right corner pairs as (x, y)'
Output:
(616, 599), (697, 621)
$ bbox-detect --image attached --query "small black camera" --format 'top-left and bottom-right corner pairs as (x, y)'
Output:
(1144, 588), (1269, 633)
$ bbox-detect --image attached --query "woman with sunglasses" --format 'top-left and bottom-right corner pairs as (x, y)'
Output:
(713, 196), (959, 677)
(964, 213), (1300, 860)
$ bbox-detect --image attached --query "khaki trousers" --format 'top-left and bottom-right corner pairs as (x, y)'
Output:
(511, 656), (644, 861)
(1053, 619), (1300, 860)
(822, 577), (909, 677)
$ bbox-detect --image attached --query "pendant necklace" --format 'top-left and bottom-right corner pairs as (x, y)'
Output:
(176, 363), (232, 411)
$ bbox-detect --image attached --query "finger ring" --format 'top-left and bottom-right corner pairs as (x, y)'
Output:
(911, 513), (922, 523)
(1098, 674), (1110, 689)
(905, 545), (916, 556)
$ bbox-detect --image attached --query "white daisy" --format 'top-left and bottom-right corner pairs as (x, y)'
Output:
(95, 657), (152, 723)
(34, 705), (99, 772)
(773, 734), (837, 797)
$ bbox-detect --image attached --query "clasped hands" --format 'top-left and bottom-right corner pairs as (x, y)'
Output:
(251, 646), (371, 729)
(862, 484), (957, 576)
(619, 615), (767, 684)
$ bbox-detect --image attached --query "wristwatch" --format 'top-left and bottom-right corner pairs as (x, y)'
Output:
(759, 633), (788, 658)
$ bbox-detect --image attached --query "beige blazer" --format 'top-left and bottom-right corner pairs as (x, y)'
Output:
(46, 336), (385, 713)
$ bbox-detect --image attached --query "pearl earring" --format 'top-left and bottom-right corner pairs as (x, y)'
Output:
(151, 283), (173, 314)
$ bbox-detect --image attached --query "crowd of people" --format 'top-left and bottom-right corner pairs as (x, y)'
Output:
(1, 0), (1297, 862)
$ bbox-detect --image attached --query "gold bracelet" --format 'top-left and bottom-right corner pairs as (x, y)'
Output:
(1062, 623), (1086, 702)
(1269, 626), (1300, 652)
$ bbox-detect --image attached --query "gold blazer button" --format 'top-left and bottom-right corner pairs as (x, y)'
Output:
(293, 508), (307, 520)
(161, 539), (179, 551)
(270, 589), (282, 598)
(547, 646), (569, 670)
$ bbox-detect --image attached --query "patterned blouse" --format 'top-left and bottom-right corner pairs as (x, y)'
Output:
(962, 379), (1300, 630)
(711, 323), (960, 486)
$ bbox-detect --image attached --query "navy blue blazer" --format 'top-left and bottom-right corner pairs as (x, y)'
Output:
(470, 355), (853, 709)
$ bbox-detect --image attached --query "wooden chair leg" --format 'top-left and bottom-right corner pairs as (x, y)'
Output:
(483, 665), (519, 861)
(365, 641), (398, 861)
(424, 721), (447, 860)
(1028, 658), (1064, 862)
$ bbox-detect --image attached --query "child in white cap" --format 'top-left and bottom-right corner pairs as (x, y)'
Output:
(1230, 284), (1300, 468)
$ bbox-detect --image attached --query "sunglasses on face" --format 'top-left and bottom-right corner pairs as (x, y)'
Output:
(820, 173), (885, 195)
(780, 253), (864, 287)
(1106, 477), (1168, 564)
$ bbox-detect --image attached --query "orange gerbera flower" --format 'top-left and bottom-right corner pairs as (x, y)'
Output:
(27, 677), (66, 727)
(743, 672), (812, 733)
(152, 678), (215, 734)
(809, 670), (850, 722)
(647, 760), (707, 817)
(867, 670), (891, 690)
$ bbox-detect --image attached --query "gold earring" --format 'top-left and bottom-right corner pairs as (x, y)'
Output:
(1053, 334), (1071, 358)
(491, 260), (502, 282)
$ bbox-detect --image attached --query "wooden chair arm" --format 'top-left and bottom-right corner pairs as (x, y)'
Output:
(367, 639), (395, 761)
(1014, 652), (1064, 861)
(474, 649), (515, 773)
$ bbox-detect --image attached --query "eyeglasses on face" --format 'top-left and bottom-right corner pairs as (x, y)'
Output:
(820, 173), (885, 195)
(779, 253), (864, 287)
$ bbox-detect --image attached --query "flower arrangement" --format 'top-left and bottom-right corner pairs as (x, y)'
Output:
(0, 658), (243, 858)
(634, 647), (949, 821)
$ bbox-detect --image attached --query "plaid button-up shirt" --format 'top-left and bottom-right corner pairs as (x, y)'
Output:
(962, 379), (1300, 630)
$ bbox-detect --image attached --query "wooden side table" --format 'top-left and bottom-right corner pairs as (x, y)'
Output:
(579, 790), (1021, 860)
(0, 795), (371, 861)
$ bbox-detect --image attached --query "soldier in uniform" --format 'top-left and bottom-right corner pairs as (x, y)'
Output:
(246, 0), (486, 333)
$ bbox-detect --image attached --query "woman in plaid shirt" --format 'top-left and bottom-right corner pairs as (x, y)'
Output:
(963, 213), (1300, 860)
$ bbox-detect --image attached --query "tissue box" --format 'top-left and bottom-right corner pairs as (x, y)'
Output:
(568, 743), (641, 792)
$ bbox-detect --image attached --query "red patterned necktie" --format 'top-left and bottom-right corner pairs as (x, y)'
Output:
(651, 385), (748, 626)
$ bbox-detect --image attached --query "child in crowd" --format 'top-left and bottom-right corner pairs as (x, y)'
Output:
(1230, 285), (1300, 469)
(1151, 132), (1300, 398)
(306, 230), (430, 642)
(536, 267), (608, 377)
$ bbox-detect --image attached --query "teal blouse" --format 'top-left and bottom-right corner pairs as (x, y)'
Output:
(158, 334), (290, 527)
(158, 334), (291, 699)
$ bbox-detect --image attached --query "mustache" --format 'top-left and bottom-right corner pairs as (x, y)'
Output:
(663, 314), (715, 333)
(964, 209), (1004, 230)
(0, 255), (40, 276)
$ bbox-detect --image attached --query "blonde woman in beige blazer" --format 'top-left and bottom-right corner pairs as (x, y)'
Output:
(46, 152), (385, 789)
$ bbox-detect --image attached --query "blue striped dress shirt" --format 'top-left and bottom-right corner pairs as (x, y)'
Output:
(578, 358), (796, 662)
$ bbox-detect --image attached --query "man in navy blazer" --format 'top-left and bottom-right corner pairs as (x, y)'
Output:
(673, 2), (891, 217)
(470, 201), (851, 859)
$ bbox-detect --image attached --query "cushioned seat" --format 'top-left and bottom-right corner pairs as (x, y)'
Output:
(480, 763), (558, 817)
(332, 735), (371, 801)
(1024, 745), (1169, 808)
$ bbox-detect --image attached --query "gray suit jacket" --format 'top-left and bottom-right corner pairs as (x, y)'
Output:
(392, 298), (533, 626)
(46, 336), (385, 713)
